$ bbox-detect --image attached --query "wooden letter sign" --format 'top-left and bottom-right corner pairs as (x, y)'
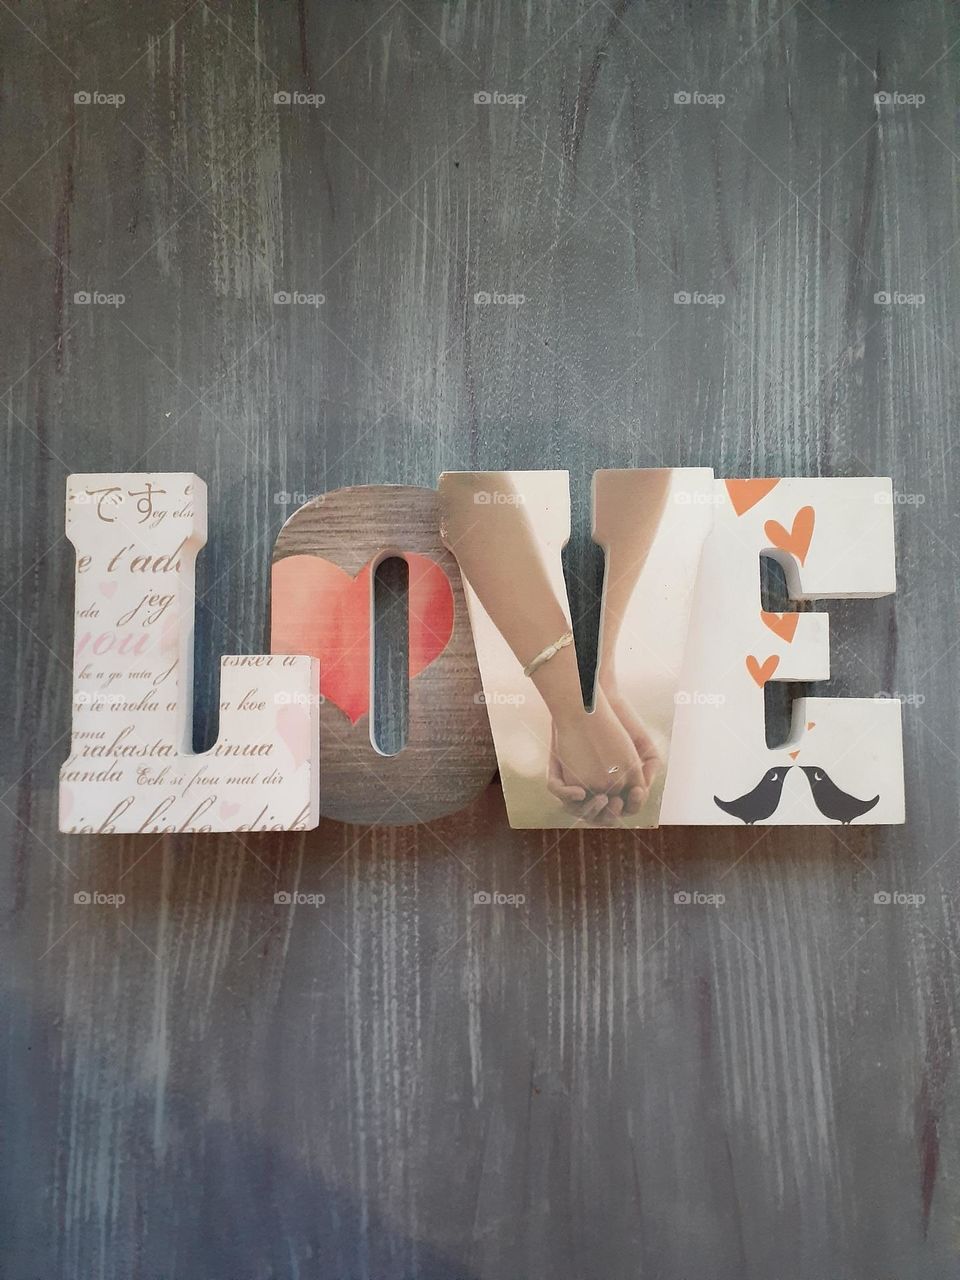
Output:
(59, 470), (905, 833)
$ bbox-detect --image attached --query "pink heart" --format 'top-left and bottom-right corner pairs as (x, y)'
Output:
(220, 800), (241, 819)
(276, 703), (312, 771)
(272, 554), (454, 724)
(100, 581), (118, 599)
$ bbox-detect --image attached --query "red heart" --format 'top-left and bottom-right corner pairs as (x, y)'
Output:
(271, 554), (454, 724)
(764, 506), (815, 566)
(725, 478), (780, 516)
(746, 654), (779, 687)
(760, 611), (799, 643)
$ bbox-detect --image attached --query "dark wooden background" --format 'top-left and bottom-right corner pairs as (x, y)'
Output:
(3, 2), (959, 1277)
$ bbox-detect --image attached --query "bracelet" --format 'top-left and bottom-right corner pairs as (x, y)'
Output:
(523, 630), (574, 678)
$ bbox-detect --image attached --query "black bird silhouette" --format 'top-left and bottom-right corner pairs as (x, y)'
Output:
(800, 765), (879, 823)
(714, 766), (791, 824)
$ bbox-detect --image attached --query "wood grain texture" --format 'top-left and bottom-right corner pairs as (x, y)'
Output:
(1, 1), (958, 1277)
(272, 484), (496, 823)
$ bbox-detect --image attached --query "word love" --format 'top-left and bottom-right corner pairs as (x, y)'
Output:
(60, 471), (904, 834)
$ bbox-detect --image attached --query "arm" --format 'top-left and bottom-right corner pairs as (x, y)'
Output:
(593, 468), (672, 691)
(439, 470), (643, 815)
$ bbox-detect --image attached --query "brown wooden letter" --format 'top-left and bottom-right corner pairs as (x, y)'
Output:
(271, 484), (497, 825)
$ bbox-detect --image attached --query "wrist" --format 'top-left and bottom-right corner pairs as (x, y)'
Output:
(530, 645), (584, 724)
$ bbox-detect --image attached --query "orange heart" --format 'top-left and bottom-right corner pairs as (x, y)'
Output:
(760, 611), (799, 643)
(725, 478), (780, 516)
(271, 553), (454, 724)
(764, 506), (815, 565)
(789, 750), (800, 760)
(807, 721), (816, 730)
(746, 654), (779, 687)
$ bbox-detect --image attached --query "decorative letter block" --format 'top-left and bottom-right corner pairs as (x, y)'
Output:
(271, 485), (496, 825)
(439, 469), (714, 828)
(59, 474), (320, 834)
(659, 478), (904, 824)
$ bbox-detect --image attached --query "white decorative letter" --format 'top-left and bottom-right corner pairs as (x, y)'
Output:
(59, 474), (319, 834)
(660, 477), (904, 825)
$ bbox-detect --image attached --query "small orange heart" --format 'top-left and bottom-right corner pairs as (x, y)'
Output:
(761, 611), (799, 643)
(789, 750), (800, 760)
(764, 505), (815, 565)
(725, 478), (780, 517)
(746, 654), (779, 687)
(807, 721), (816, 730)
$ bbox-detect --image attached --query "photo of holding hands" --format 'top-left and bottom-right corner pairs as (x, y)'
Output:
(439, 468), (714, 829)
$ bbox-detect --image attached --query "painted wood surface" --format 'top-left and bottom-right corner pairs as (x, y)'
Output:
(272, 483), (496, 824)
(2, 2), (958, 1277)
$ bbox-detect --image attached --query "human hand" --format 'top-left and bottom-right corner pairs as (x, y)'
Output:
(546, 689), (646, 822)
(601, 688), (661, 816)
